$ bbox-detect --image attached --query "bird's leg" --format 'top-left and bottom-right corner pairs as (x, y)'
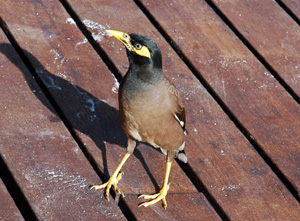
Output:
(90, 137), (136, 200)
(90, 152), (131, 200)
(139, 158), (173, 209)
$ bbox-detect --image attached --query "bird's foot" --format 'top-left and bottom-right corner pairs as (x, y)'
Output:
(90, 171), (124, 201)
(138, 183), (170, 209)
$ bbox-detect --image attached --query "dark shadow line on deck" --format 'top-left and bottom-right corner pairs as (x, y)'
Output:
(133, 0), (300, 208)
(275, 0), (300, 27)
(176, 160), (230, 221)
(204, 0), (300, 106)
(0, 17), (38, 221)
(59, 0), (122, 83)
(0, 155), (38, 221)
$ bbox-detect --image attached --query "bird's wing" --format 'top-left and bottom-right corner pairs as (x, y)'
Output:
(174, 105), (187, 135)
(165, 78), (187, 135)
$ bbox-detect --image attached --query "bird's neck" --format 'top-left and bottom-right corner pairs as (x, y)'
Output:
(129, 63), (164, 84)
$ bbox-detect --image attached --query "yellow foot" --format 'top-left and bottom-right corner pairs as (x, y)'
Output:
(90, 171), (124, 201)
(138, 183), (170, 209)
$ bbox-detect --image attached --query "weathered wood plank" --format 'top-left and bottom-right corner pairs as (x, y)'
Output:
(125, 193), (221, 221)
(140, 0), (300, 195)
(67, 0), (300, 219)
(281, 0), (300, 18)
(0, 29), (125, 220)
(0, 179), (23, 221)
(0, 0), (207, 218)
(211, 0), (300, 96)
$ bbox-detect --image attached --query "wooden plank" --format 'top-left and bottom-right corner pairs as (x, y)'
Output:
(0, 30), (125, 220)
(125, 193), (221, 221)
(65, 0), (300, 219)
(281, 0), (300, 18)
(0, 0), (205, 218)
(139, 0), (300, 195)
(211, 0), (300, 96)
(0, 179), (23, 221)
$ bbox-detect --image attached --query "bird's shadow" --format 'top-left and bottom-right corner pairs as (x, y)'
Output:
(0, 43), (159, 191)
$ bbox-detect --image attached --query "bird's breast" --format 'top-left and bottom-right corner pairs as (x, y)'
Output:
(119, 80), (185, 151)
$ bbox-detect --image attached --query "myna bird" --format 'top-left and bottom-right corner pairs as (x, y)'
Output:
(90, 30), (187, 209)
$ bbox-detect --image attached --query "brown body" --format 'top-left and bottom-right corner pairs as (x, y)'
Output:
(119, 76), (185, 152)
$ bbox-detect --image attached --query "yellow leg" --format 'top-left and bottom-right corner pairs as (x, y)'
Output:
(90, 152), (131, 200)
(138, 161), (173, 209)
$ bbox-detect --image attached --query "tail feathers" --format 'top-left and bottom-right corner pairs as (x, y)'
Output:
(160, 147), (188, 163)
(177, 150), (188, 163)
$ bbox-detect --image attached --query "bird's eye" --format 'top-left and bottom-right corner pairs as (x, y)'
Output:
(123, 33), (129, 39)
(135, 43), (142, 50)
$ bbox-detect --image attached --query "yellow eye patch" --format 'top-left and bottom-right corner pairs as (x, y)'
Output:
(134, 46), (151, 58)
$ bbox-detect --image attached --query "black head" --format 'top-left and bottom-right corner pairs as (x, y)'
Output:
(128, 33), (162, 69)
(107, 30), (162, 69)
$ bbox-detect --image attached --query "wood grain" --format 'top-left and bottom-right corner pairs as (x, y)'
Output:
(0, 179), (23, 221)
(281, 0), (300, 18)
(211, 0), (300, 96)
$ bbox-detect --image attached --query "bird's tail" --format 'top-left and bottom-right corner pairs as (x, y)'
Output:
(177, 150), (187, 163)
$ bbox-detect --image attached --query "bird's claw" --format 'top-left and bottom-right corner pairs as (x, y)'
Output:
(138, 183), (170, 209)
(90, 171), (125, 200)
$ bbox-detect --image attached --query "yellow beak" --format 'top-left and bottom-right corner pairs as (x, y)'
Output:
(106, 30), (133, 51)
(106, 30), (151, 58)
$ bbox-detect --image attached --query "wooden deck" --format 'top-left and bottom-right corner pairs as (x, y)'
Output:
(1, 0), (300, 220)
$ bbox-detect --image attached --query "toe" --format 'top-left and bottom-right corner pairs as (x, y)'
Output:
(138, 193), (160, 200)
(89, 183), (107, 190)
(138, 195), (166, 208)
(105, 182), (113, 200)
(114, 184), (124, 197)
(138, 192), (168, 208)
(162, 198), (167, 209)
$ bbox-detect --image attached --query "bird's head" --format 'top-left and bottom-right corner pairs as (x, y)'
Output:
(107, 30), (162, 69)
